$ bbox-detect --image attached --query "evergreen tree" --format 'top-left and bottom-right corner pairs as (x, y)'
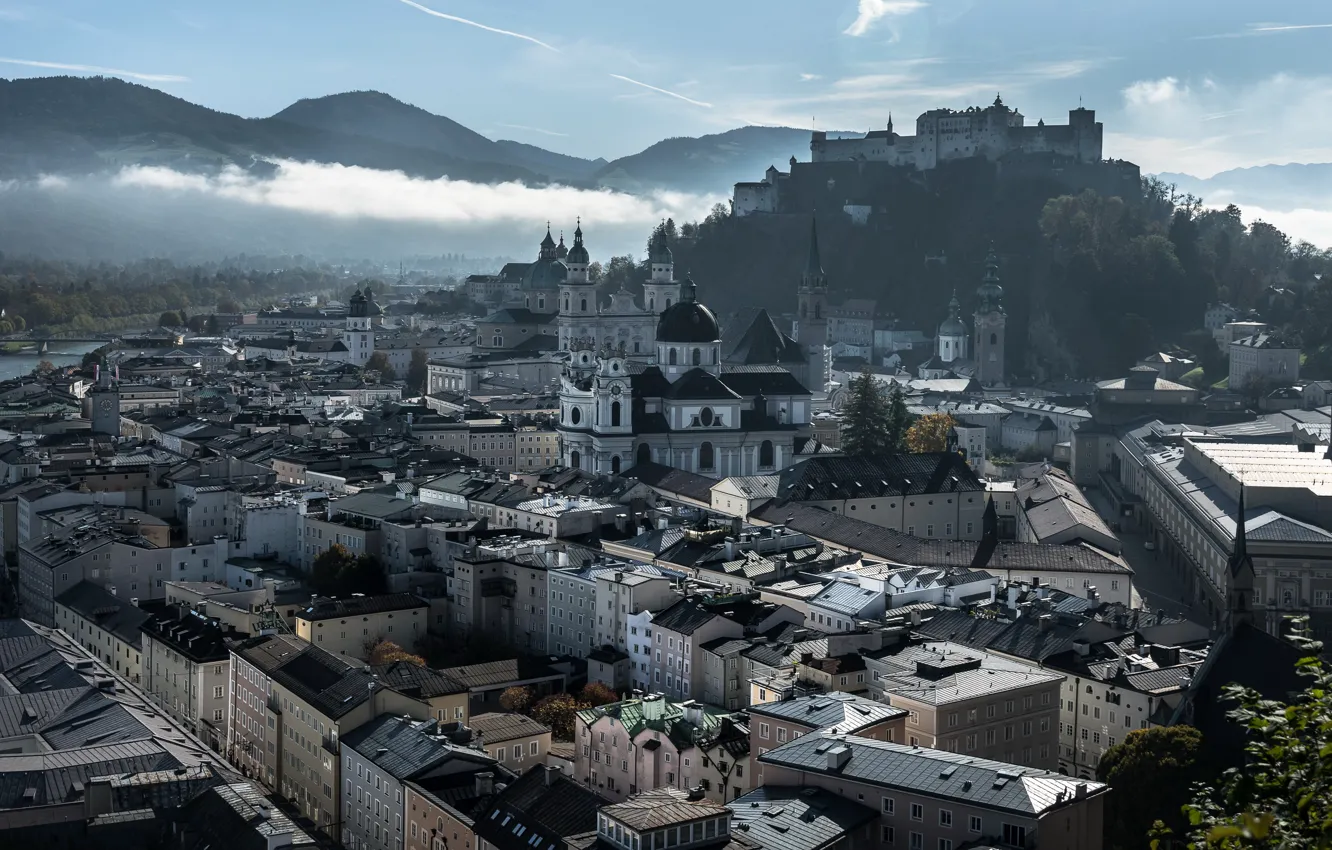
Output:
(406, 348), (429, 396)
(841, 370), (890, 456)
(886, 385), (910, 452)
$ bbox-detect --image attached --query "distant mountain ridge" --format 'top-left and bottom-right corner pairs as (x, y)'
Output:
(1156, 163), (1332, 212)
(0, 76), (856, 198)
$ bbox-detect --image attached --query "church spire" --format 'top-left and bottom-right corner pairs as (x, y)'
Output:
(802, 215), (827, 291)
(1227, 485), (1256, 629)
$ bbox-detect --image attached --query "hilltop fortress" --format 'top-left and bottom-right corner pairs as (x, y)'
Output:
(735, 95), (1136, 217)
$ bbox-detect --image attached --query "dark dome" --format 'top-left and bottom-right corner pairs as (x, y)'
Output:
(566, 242), (590, 264)
(656, 279), (720, 342)
(524, 257), (568, 289)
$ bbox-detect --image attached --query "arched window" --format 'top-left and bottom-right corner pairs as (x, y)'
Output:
(649, 297), (656, 310)
(611, 455), (621, 475)
(665, 298), (672, 308)
(711, 347), (717, 364)
(759, 440), (775, 468)
(692, 348), (701, 366)
(990, 332), (998, 345)
(581, 298), (588, 312)
(700, 441), (715, 470)
(669, 349), (678, 366)
(570, 450), (580, 469)
(611, 401), (621, 427)
(564, 298), (569, 312)
(637, 443), (652, 466)
(493, 334), (503, 348)
(814, 303), (821, 319)
(570, 407), (581, 425)
(538, 297), (545, 310)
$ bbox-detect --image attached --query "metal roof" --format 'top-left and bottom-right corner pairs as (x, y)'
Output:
(748, 692), (906, 734)
(729, 786), (878, 850)
(759, 730), (1107, 815)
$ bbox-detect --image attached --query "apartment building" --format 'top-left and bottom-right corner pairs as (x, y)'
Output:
(573, 694), (742, 804)
(52, 581), (151, 683)
(372, 660), (471, 726)
(864, 640), (1064, 771)
(472, 764), (601, 850)
(228, 634), (434, 832)
(646, 597), (801, 702)
(141, 605), (237, 752)
(748, 692), (907, 785)
(469, 712), (552, 773)
(761, 731), (1108, 850)
(405, 770), (510, 850)
(295, 593), (429, 660)
(546, 557), (680, 658)
(341, 714), (497, 850)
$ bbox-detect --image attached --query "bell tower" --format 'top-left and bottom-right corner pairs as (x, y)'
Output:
(796, 216), (829, 392)
(642, 227), (681, 314)
(1226, 486), (1257, 630)
(89, 364), (120, 436)
(973, 244), (1007, 387)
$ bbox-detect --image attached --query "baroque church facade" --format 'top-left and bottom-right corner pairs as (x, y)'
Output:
(555, 224), (827, 478)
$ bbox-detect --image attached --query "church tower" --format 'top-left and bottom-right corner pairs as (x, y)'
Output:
(973, 244), (1007, 386)
(89, 364), (120, 436)
(558, 220), (598, 351)
(346, 285), (378, 366)
(936, 289), (969, 363)
(796, 216), (829, 392)
(642, 228), (682, 314)
(1226, 486), (1257, 630)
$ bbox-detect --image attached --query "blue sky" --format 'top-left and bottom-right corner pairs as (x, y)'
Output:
(3, 0), (1332, 176)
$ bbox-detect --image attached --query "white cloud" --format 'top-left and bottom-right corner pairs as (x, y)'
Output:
(0, 56), (188, 82)
(393, 0), (557, 51)
(497, 123), (569, 138)
(799, 73), (822, 82)
(608, 74), (712, 109)
(107, 160), (719, 251)
(843, 0), (926, 37)
(1111, 73), (1332, 177)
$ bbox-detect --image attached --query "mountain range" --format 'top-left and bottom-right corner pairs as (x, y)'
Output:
(0, 76), (828, 196)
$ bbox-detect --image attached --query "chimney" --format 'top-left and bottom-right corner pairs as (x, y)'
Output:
(474, 772), (495, 797)
(641, 693), (665, 722)
(542, 765), (560, 787)
(1086, 585), (1097, 601)
(1005, 582), (1020, 610)
(1075, 782), (1088, 799)
(1038, 614), (1054, 633)
(825, 744), (853, 770)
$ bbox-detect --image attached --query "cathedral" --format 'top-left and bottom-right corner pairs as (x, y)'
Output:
(556, 223), (825, 478)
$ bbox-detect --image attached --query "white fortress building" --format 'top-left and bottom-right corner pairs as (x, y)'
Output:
(734, 96), (1104, 217)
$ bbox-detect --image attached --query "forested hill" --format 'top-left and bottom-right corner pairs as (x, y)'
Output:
(615, 164), (1332, 383)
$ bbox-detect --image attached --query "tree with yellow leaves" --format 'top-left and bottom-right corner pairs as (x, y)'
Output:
(905, 413), (956, 454)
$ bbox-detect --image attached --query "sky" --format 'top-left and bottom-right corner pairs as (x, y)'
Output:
(2, 0), (1332, 178)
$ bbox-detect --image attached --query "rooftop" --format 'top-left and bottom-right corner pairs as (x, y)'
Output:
(747, 692), (907, 734)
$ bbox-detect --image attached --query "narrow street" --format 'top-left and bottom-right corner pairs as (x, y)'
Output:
(1082, 485), (1207, 626)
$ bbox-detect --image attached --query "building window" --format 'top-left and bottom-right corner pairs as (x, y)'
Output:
(910, 803), (923, 821)
(882, 796), (895, 815)
(700, 442), (715, 471)
(759, 440), (774, 468)
(969, 816), (982, 833)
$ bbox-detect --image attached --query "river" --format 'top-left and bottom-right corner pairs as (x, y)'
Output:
(0, 343), (103, 382)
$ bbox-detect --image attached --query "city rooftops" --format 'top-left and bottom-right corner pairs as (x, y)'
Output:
(298, 592), (428, 621)
(747, 691), (906, 734)
(760, 730), (1107, 815)
(469, 712), (551, 744)
(602, 787), (729, 831)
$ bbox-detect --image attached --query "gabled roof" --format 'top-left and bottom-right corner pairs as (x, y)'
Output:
(342, 713), (492, 780)
(776, 454), (984, 502)
(470, 711), (550, 744)
(729, 786), (878, 850)
(665, 368), (743, 401)
(602, 787), (728, 830)
(651, 598), (721, 636)
(299, 592), (428, 621)
(725, 309), (807, 366)
(747, 691), (906, 734)
(760, 730), (1107, 815)
(473, 766), (600, 850)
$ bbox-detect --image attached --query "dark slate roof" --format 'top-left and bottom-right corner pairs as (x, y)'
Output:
(370, 661), (468, 698)
(721, 367), (812, 397)
(621, 461), (715, 503)
(482, 308), (558, 325)
(473, 766), (601, 850)
(748, 692), (907, 734)
(777, 454), (984, 502)
(141, 609), (235, 663)
(630, 366), (673, 399)
(0, 739), (179, 809)
(54, 582), (154, 650)
(651, 599), (721, 636)
(299, 593), (428, 621)
(729, 786), (878, 850)
(470, 711), (551, 744)
(1169, 622), (1307, 770)
(179, 781), (318, 850)
(342, 713), (491, 780)
(760, 731), (1107, 815)
(0, 686), (145, 749)
(441, 658), (565, 691)
(666, 368), (743, 401)
(231, 634), (378, 719)
(725, 309), (807, 366)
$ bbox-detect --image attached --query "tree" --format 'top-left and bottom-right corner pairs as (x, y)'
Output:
(365, 351), (397, 382)
(159, 311), (182, 327)
(1175, 627), (1331, 848)
(840, 370), (891, 456)
(905, 413), (955, 454)
(310, 544), (356, 596)
(367, 639), (425, 667)
(885, 385), (909, 452)
(579, 682), (618, 707)
(35, 359), (56, 375)
(405, 348), (429, 396)
(530, 693), (583, 740)
(217, 298), (240, 314)
(1097, 725), (1204, 849)
(499, 686), (534, 714)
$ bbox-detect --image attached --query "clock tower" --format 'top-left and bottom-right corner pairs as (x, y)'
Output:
(90, 365), (120, 436)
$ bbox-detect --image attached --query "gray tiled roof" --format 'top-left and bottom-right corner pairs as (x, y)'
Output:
(601, 787), (728, 830)
(748, 692), (906, 734)
(232, 634), (378, 720)
(470, 712), (550, 744)
(342, 714), (492, 780)
(729, 786), (878, 850)
(864, 641), (1063, 705)
(54, 582), (154, 650)
(299, 592), (428, 621)
(650, 599), (721, 636)
(0, 739), (179, 808)
(760, 731), (1107, 815)
(776, 454), (984, 502)
(808, 581), (882, 616)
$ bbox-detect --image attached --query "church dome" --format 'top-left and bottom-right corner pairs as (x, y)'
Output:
(938, 291), (967, 336)
(524, 258), (568, 289)
(566, 222), (590, 265)
(362, 284), (383, 317)
(656, 278), (720, 343)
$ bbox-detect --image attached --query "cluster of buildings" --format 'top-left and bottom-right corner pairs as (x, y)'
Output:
(0, 213), (1325, 850)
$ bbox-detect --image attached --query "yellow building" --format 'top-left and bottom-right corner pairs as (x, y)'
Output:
(295, 592), (429, 661)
